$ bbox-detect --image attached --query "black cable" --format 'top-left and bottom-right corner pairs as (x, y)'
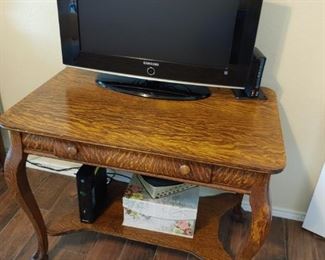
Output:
(27, 159), (80, 172)
(107, 169), (132, 186)
(107, 171), (132, 180)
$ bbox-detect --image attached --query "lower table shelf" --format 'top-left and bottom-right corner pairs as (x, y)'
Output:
(47, 180), (241, 260)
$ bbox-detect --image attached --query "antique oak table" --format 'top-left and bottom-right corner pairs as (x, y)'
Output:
(0, 68), (286, 260)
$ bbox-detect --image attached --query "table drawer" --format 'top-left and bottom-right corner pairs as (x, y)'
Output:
(211, 166), (263, 190)
(22, 134), (212, 183)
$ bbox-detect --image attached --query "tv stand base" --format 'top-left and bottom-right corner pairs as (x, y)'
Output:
(96, 74), (211, 101)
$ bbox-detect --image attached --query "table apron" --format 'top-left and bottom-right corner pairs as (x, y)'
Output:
(22, 133), (267, 194)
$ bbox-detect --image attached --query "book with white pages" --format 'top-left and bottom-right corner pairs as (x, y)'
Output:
(137, 175), (197, 199)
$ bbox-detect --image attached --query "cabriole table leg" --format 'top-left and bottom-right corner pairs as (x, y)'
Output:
(236, 175), (272, 260)
(4, 131), (48, 260)
(232, 193), (244, 223)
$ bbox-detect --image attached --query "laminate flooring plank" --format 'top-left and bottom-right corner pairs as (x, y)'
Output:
(52, 249), (86, 260)
(50, 231), (98, 256)
(27, 168), (50, 190)
(2, 170), (325, 260)
(118, 240), (157, 260)
(287, 219), (310, 260)
(15, 233), (60, 260)
(0, 189), (19, 232)
(0, 169), (49, 232)
(312, 233), (325, 260)
(287, 219), (325, 260)
(0, 209), (47, 259)
(44, 180), (78, 225)
(33, 173), (72, 210)
(85, 234), (126, 260)
(154, 247), (188, 260)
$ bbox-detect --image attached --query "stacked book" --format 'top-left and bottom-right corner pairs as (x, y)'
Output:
(137, 175), (196, 199)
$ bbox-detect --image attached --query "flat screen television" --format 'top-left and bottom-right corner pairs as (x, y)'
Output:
(57, 0), (264, 100)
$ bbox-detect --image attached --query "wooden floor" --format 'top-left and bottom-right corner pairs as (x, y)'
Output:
(0, 169), (324, 260)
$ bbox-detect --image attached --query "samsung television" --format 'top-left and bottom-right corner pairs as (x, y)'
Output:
(57, 0), (264, 100)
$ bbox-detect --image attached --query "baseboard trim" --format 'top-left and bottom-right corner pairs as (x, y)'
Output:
(241, 197), (305, 222)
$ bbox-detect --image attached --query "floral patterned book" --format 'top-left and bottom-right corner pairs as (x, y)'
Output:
(122, 175), (200, 238)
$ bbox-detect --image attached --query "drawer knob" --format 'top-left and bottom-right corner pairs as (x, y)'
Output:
(67, 144), (78, 156)
(179, 165), (191, 176)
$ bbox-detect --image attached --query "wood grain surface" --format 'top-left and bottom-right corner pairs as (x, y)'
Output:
(0, 68), (286, 174)
(47, 180), (242, 260)
(2, 170), (324, 260)
(22, 133), (212, 184)
(0, 68), (287, 259)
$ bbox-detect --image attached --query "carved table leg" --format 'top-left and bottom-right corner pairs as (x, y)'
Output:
(236, 175), (271, 260)
(4, 131), (48, 260)
(232, 193), (244, 223)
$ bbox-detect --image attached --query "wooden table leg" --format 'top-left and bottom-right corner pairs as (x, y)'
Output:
(4, 131), (48, 260)
(0, 130), (6, 171)
(232, 193), (244, 223)
(236, 175), (272, 260)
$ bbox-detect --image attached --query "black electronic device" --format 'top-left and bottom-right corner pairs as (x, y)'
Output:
(57, 0), (264, 99)
(76, 165), (107, 223)
(233, 48), (267, 99)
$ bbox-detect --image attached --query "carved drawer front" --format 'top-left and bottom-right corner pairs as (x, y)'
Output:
(211, 167), (262, 190)
(22, 134), (212, 183)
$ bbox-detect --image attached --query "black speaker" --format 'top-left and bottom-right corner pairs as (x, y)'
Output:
(76, 165), (107, 223)
(233, 47), (267, 99)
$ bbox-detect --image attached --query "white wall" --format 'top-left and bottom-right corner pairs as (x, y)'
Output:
(0, 0), (64, 110)
(255, 0), (325, 214)
(0, 0), (324, 216)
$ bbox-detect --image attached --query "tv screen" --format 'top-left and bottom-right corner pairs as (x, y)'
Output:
(79, 0), (238, 68)
(58, 0), (263, 89)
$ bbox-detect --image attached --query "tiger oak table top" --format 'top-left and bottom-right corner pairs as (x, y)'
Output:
(0, 68), (287, 259)
(0, 68), (285, 174)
